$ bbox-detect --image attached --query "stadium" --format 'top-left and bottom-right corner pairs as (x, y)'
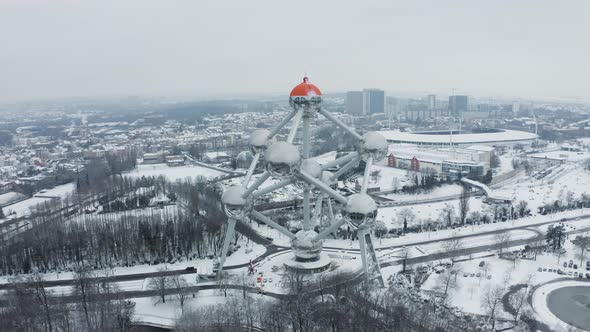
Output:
(379, 128), (537, 147)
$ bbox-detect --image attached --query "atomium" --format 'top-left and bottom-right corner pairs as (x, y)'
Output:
(216, 77), (385, 286)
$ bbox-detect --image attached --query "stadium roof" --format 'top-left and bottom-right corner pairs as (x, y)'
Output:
(379, 129), (537, 145)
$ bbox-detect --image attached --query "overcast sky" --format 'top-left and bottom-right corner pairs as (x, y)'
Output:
(1, 0), (589, 102)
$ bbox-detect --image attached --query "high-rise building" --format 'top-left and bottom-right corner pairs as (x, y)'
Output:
(428, 94), (436, 111)
(449, 95), (469, 117)
(362, 89), (385, 114)
(512, 101), (520, 114)
(346, 91), (363, 114)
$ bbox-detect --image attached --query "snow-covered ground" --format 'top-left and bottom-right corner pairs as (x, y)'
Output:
(133, 289), (267, 328)
(1, 182), (77, 220)
(125, 163), (224, 182)
(0, 237), (264, 286)
(421, 239), (590, 327)
(377, 196), (485, 229)
(494, 163), (590, 213)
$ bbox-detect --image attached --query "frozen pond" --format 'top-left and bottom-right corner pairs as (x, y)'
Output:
(546, 286), (590, 331)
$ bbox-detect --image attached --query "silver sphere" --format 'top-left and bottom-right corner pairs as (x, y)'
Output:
(221, 186), (252, 219)
(291, 230), (323, 261)
(249, 129), (275, 154)
(343, 193), (378, 229)
(265, 142), (301, 180)
(358, 131), (388, 162)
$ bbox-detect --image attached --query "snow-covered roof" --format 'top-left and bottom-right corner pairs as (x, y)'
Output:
(379, 129), (537, 145)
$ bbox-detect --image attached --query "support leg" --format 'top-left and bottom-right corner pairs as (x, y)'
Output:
(358, 228), (385, 287)
(216, 218), (236, 278)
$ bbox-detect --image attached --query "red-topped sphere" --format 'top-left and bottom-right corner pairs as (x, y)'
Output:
(289, 77), (322, 112)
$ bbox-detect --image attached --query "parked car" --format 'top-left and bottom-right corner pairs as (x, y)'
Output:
(568, 271), (573, 276)
(573, 264), (578, 269)
(543, 268), (547, 272)
(479, 261), (485, 267)
(563, 262), (567, 268)
(537, 267), (543, 272)
(574, 272), (579, 277)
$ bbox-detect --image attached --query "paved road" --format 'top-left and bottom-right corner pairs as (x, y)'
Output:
(2, 214), (587, 291)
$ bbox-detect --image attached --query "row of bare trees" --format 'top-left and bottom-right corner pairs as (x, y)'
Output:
(0, 268), (134, 332)
(175, 271), (489, 332)
(0, 176), (229, 276)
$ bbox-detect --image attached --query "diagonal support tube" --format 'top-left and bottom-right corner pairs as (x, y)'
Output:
(242, 152), (260, 188)
(268, 108), (299, 139)
(319, 108), (363, 141)
(330, 156), (361, 181)
(287, 110), (303, 143)
(314, 218), (347, 241)
(250, 210), (296, 240)
(251, 178), (292, 199)
(242, 171), (270, 198)
(321, 152), (359, 170)
(298, 170), (348, 205)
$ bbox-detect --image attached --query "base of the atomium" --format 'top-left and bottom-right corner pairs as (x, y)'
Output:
(283, 252), (332, 274)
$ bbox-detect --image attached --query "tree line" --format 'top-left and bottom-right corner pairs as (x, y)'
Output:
(0, 175), (230, 276)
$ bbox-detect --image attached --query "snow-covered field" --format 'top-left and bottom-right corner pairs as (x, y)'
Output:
(125, 163), (224, 182)
(494, 164), (590, 213)
(377, 196), (485, 229)
(1, 182), (77, 220)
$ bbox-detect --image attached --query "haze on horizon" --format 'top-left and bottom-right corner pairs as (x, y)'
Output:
(1, 0), (589, 102)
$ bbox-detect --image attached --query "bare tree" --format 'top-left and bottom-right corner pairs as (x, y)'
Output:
(147, 268), (171, 303)
(439, 204), (456, 228)
(516, 200), (529, 218)
(494, 231), (512, 255)
(481, 285), (504, 330)
(572, 235), (590, 267)
(442, 235), (463, 264)
(509, 288), (528, 323)
(459, 186), (470, 225)
(435, 266), (460, 302)
(29, 273), (53, 332)
(73, 265), (96, 330)
(396, 208), (416, 234)
(171, 275), (191, 311)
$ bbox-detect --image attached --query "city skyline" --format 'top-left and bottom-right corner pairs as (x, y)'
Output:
(1, 1), (590, 102)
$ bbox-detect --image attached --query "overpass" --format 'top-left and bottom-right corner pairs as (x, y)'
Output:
(460, 178), (511, 203)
